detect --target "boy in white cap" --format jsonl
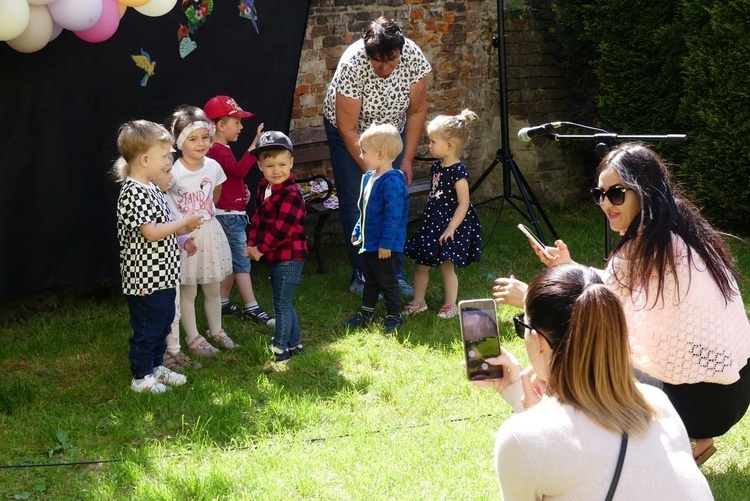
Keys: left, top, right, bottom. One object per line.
{"left": 204, "top": 95, "right": 275, "bottom": 327}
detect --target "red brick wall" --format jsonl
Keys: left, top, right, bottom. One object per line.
{"left": 291, "top": 0, "right": 584, "bottom": 205}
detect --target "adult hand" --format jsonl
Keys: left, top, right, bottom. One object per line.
{"left": 520, "top": 366, "right": 546, "bottom": 409}
{"left": 532, "top": 239, "right": 573, "bottom": 267}
{"left": 399, "top": 157, "right": 414, "bottom": 186}
{"left": 471, "top": 348, "right": 523, "bottom": 394}
{"left": 493, "top": 277, "right": 527, "bottom": 308}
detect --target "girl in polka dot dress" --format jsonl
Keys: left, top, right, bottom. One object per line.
{"left": 404, "top": 109, "right": 482, "bottom": 319}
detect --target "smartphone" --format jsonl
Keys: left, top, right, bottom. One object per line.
{"left": 458, "top": 299, "right": 503, "bottom": 381}
{"left": 518, "top": 223, "right": 554, "bottom": 259}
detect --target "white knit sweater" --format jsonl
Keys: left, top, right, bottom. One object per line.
{"left": 603, "top": 234, "right": 750, "bottom": 385}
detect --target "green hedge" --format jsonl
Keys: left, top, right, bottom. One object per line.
{"left": 554, "top": 0, "right": 750, "bottom": 230}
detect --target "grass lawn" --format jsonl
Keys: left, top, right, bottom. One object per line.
{"left": 1, "top": 202, "right": 749, "bottom": 500}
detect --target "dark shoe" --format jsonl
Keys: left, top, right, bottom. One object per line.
{"left": 244, "top": 306, "right": 275, "bottom": 326}
{"left": 397, "top": 278, "right": 414, "bottom": 298}
{"left": 269, "top": 344, "right": 291, "bottom": 364}
{"left": 348, "top": 269, "right": 365, "bottom": 295}
{"left": 345, "top": 312, "right": 372, "bottom": 329}
{"left": 288, "top": 344, "right": 305, "bottom": 357}
{"left": 383, "top": 315, "right": 403, "bottom": 333}
{"left": 221, "top": 302, "right": 241, "bottom": 316}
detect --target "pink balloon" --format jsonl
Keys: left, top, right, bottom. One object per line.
{"left": 74, "top": 0, "right": 119, "bottom": 43}
{"left": 47, "top": 0, "right": 102, "bottom": 31}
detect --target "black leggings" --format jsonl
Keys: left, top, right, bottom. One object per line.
{"left": 636, "top": 358, "right": 750, "bottom": 438}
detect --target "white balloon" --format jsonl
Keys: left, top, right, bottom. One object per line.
{"left": 47, "top": 0, "right": 103, "bottom": 31}
{"left": 28, "top": 0, "right": 55, "bottom": 5}
{"left": 6, "top": 4, "right": 53, "bottom": 53}
{"left": 0, "top": 0, "right": 30, "bottom": 41}
{"left": 134, "top": 0, "right": 176, "bottom": 17}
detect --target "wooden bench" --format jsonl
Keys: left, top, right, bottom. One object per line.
{"left": 291, "top": 128, "right": 433, "bottom": 273}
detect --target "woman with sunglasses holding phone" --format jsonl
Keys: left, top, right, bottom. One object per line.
{"left": 478, "top": 264, "right": 712, "bottom": 500}
{"left": 493, "top": 143, "right": 750, "bottom": 465}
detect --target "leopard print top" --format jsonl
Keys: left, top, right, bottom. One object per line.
{"left": 323, "top": 38, "right": 432, "bottom": 133}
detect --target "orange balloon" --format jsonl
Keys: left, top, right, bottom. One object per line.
{"left": 119, "top": 3, "right": 127, "bottom": 18}
{"left": 117, "top": 0, "right": 149, "bottom": 7}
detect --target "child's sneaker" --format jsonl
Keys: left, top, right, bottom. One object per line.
{"left": 153, "top": 365, "right": 187, "bottom": 386}
{"left": 208, "top": 329, "right": 239, "bottom": 350}
{"left": 402, "top": 300, "right": 428, "bottom": 316}
{"left": 243, "top": 306, "right": 275, "bottom": 326}
{"left": 269, "top": 344, "right": 291, "bottom": 364}
{"left": 437, "top": 303, "right": 458, "bottom": 319}
{"left": 345, "top": 312, "right": 372, "bottom": 329}
{"left": 288, "top": 344, "right": 305, "bottom": 357}
{"left": 131, "top": 374, "right": 170, "bottom": 394}
{"left": 383, "top": 315, "right": 404, "bottom": 333}
{"left": 188, "top": 334, "right": 220, "bottom": 359}
{"left": 163, "top": 351, "right": 202, "bottom": 370}
{"left": 397, "top": 278, "right": 414, "bottom": 298}
{"left": 221, "top": 302, "right": 241, "bottom": 316}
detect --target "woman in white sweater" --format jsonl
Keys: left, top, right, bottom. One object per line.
{"left": 493, "top": 143, "right": 750, "bottom": 465}
{"left": 481, "top": 264, "right": 712, "bottom": 500}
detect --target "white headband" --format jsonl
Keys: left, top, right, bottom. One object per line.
{"left": 175, "top": 121, "right": 213, "bottom": 150}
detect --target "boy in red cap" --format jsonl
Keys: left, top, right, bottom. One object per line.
{"left": 204, "top": 95, "right": 274, "bottom": 326}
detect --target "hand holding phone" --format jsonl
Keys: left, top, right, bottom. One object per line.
{"left": 459, "top": 299, "right": 504, "bottom": 381}
{"left": 517, "top": 224, "right": 554, "bottom": 260}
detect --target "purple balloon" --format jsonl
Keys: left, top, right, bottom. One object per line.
{"left": 47, "top": 0, "right": 103, "bottom": 32}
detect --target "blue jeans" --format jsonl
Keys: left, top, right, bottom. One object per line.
{"left": 126, "top": 287, "right": 176, "bottom": 379}
{"left": 324, "top": 118, "right": 406, "bottom": 281}
{"left": 216, "top": 214, "right": 251, "bottom": 273}
{"left": 269, "top": 260, "right": 304, "bottom": 349}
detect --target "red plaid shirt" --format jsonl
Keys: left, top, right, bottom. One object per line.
{"left": 248, "top": 175, "right": 308, "bottom": 263}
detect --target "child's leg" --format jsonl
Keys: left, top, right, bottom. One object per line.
{"left": 180, "top": 283, "right": 200, "bottom": 344}
{"left": 412, "top": 264, "right": 430, "bottom": 304}
{"left": 218, "top": 214, "right": 256, "bottom": 306}
{"left": 220, "top": 273, "right": 237, "bottom": 303}
{"left": 360, "top": 252, "right": 380, "bottom": 317}
{"left": 269, "top": 261, "right": 303, "bottom": 349}
{"left": 439, "top": 260, "right": 458, "bottom": 306}
{"left": 202, "top": 281, "right": 223, "bottom": 335}
{"left": 166, "top": 286, "right": 181, "bottom": 355}
{"left": 366, "top": 252, "right": 401, "bottom": 318}
{"left": 126, "top": 288, "right": 175, "bottom": 379}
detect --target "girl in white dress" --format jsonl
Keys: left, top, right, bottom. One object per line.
{"left": 166, "top": 105, "right": 237, "bottom": 357}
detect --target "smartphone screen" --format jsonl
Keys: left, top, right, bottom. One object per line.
{"left": 517, "top": 223, "right": 553, "bottom": 259}
{"left": 458, "top": 299, "right": 503, "bottom": 381}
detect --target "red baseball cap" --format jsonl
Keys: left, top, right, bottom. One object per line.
{"left": 203, "top": 95, "right": 255, "bottom": 120}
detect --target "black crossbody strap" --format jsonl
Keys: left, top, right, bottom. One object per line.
{"left": 604, "top": 433, "right": 628, "bottom": 501}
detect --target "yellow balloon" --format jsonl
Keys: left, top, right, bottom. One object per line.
{"left": 117, "top": 0, "right": 149, "bottom": 6}
{"left": 0, "top": 0, "right": 30, "bottom": 41}
{"left": 119, "top": 3, "right": 127, "bottom": 18}
{"left": 6, "top": 4, "right": 52, "bottom": 53}
{"left": 134, "top": 0, "right": 177, "bottom": 17}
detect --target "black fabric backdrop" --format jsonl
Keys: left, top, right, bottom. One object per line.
{"left": 0, "top": 2, "right": 309, "bottom": 299}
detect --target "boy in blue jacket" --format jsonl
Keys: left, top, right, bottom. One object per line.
{"left": 345, "top": 124, "right": 409, "bottom": 332}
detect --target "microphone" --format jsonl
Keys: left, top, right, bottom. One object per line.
{"left": 517, "top": 122, "right": 564, "bottom": 141}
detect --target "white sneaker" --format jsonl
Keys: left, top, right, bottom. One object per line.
{"left": 131, "top": 374, "right": 170, "bottom": 394}
{"left": 153, "top": 365, "right": 187, "bottom": 386}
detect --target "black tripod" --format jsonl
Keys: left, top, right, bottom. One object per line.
{"left": 471, "top": 0, "right": 558, "bottom": 244}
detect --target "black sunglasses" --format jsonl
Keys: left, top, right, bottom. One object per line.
{"left": 590, "top": 186, "right": 631, "bottom": 206}
{"left": 513, "top": 313, "right": 556, "bottom": 350}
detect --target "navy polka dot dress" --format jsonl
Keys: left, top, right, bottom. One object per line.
{"left": 405, "top": 161, "right": 482, "bottom": 267}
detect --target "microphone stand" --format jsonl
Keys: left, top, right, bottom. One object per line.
{"left": 549, "top": 131, "right": 687, "bottom": 258}
{"left": 471, "top": 0, "right": 558, "bottom": 245}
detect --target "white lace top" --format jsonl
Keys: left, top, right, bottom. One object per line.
{"left": 603, "top": 234, "right": 750, "bottom": 385}
{"left": 323, "top": 38, "right": 431, "bottom": 133}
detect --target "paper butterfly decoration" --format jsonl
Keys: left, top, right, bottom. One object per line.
{"left": 239, "top": 0, "right": 259, "bottom": 34}
{"left": 131, "top": 49, "right": 156, "bottom": 87}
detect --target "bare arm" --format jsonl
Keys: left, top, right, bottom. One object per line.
{"left": 439, "top": 178, "right": 470, "bottom": 244}
{"left": 140, "top": 209, "right": 203, "bottom": 242}
{"left": 400, "top": 75, "right": 429, "bottom": 187}
{"left": 335, "top": 92, "right": 367, "bottom": 173}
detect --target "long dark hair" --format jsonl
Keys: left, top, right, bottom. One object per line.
{"left": 598, "top": 143, "right": 738, "bottom": 305}
{"left": 525, "top": 264, "right": 654, "bottom": 435}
